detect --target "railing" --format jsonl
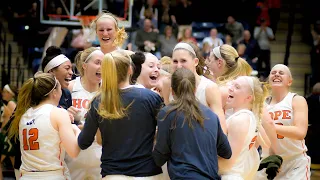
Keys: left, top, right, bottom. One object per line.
{"left": 0, "top": 21, "right": 28, "bottom": 89}
{"left": 283, "top": 1, "right": 296, "bottom": 66}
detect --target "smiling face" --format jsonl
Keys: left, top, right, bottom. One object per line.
{"left": 96, "top": 17, "right": 117, "bottom": 48}
{"left": 138, "top": 53, "right": 160, "bottom": 89}
{"left": 83, "top": 53, "right": 103, "bottom": 83}
{"left": 226, "top": 76, "right": 253, "bottom": 110}
{"left": 172, "top": 49, "right": 198, "bottom": 74}
{"left": 269, "top": 64, "right": 292, "bottom": 89}
{"left": 51, "top": 61, "right": 73, "bottom": 89}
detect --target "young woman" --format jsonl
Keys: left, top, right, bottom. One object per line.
{"left": 41, "top": 46, "right": 74, "bottom": 110}
{"left": 135, "top": 52, "right": 161, "bottom": 89}
{"left": 1, "top": 84, "right": 17, "bottom": 129}
{"left": 90, "top": 12, "right": 128, "bottom": 54}
{"left": 206, "top": 45, "right": 277, "bottom": 151}
{"left": 218, "top": 76, "right": 270, "bottom": 180}
{"left": 257, "top": 64, "right": 310, "bottom": 179}
{"left": 8, "top": 73, "right": 80, "bottom": 179}
{"left": 162, "top": 42, "right": 227, "bottom": 133}
{"left": 77, "top": 50, "right": 163, "bottom": 179}
{"left": 153, "top": 68, "right": 231, "bottom": 179}
{"left": 66, "top": 47, "right": 104, "bottom": 180}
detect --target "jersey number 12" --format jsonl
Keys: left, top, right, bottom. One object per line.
{"left": 23, "top": 128, "right": 40, "bottom": 150}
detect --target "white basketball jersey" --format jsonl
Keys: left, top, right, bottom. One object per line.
{"left": 169, "top": 76, "right": 213, "bottom": 106}
{"left": 266, "top": 92, "right": 308, "bottom": 160}
{"left": 71, "top": 77, "right": 97, "bottom": 124}
{"left": 19, "top": 104, "right": 67, "bottom": 176}
{"left": 221, "top": 109, "right": 260, "bottom": 180}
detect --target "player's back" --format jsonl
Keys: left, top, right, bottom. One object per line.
{"left": 19, "top": 104, "right": 66, "bottom": 175}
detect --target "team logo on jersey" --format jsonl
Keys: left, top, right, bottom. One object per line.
{"left": 26, "top": 119, "right": 35, "bottom": 126}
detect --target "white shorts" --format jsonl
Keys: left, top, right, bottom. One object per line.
{"left": 66, "top": 141, "right": 102, "bottom": 180}
{"left": 255, "top": 154, "right": 311, "bottom": 180}
{"left": 102, "top": 174, "right": 163, "bottom": 180}
{"left": 20, "top": 170, "right": 70, "bottom": 180}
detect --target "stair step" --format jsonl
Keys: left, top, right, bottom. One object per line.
{"left": 290, "top": 43, "right": 311, "bottom": 53}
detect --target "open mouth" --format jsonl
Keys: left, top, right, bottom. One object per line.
{"left": 228, "top": 95, "right": 234, "bottom": 99}
{"left": 65, "top": 78, "right": 72, "bottom": 82}
{"left": 102, "top": 37, "right": 111, "bottom": 41}
{"left": 96, "top": 72, "right": 101, "bottom": 78}
{"left": 272, "top": 79, "right": 281, "bottom": 83}
{"left": 149, "top": 75, "right": 158, "bottom": 81}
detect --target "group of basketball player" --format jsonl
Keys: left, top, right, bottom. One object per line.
{"left": 5, "top": 12, "right": 310, "bottom": 180}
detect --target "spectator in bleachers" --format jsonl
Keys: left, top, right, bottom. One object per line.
{"left": 256, "top": 0, "right": 270, "bottom": 27}
{"left": 158, "top": 0, "right": 177, "bottom": 35}
{"left": 202, "top": 28, "right": 224, "bottom": 49}
{"left": 178, "top": 27, "right": 197, "bottom": 45}
{"left": 140, "top": 0, "right": 158, "bottom": 22}
{"left": 225, "top": 15, "right": 244, "bottom": 44}
{"left": 171, "top": 0, "right": 193, "bottom": 39}
{"left": 0, "top": 84, "right": 17, "bottom": 130}
{"left": 224, "top": 34, "right": 237, "bottom": 48}
{"left": 254, "top": 18, "right": 274, "bottom": 77}
{"left": 158, "top": 25, "right": 178, "bottom": 57}
{"left": 135, "top": 18, "right": 159, "bottom": 53}
{"left": 201, "top": 42, "right": 211, "bottom": 60}
{"left": 237, "top": 43, "right": 257, "bottom": 70}
{"left": 138, "top": 8, "right": 158, "bottom": 29}
{"left": 239, "top": 30, "right": 260, "bottom": 68}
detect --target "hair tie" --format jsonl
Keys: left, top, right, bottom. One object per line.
{"left": 235, "top": 56, "right": 240, "bottom": 61}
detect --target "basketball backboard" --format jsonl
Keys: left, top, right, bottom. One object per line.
{"left": 40, "top": 0, "right": 133, "bottom": 28}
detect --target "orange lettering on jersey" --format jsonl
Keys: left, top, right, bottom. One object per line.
{"left": 269, "top": 110, "right": 292, "bottom": 121}
{"left": 274, "top": 111, "right": 282, "bottom": 120}
{"left": 73, "top": 99, "right": 82, "bottom": 109}
{"left": 249, "top": 136, "right": 258, "bottom": 150}
{"left": 82, "top": 99, "right": 89, "bottom": 109}
{"left": 282, "top": 110, "right": 291, "bottom": 119}
{"left": 275, "top": 123, "right": 284, "bottom": 139}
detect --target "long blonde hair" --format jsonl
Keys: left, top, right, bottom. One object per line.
{"left": 250, "top": 76, "right": 269, "bottom": 124}
{"left": 8, "top": 73, "right": 57, "bottom": 140}
{"left": 98, "top": 50, "right": 132, "bottom": 119}
{"left": 90, "top": 12, "right": 128, "bottom": 47}
{"left": 215, "top": 44, "right": 252, "bottom": 85}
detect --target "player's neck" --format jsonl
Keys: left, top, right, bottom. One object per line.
{"left": 100, "top": 45, "right": 117, "bottom": 54}
{"left": 272, "top": 89, "right": 289, "bottom": 103}
{"left": 81, "top": 76, "right": 99, "bottom": 93}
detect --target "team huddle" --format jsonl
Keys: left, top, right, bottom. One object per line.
{"left": 5, "top": 12, "right": 309, "bottom": 180}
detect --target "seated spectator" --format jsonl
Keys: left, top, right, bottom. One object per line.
{"left": 224, "top": 34, "right": 237, "bottom": 48}
{"left": 178, "top": 27, "right": 197, "bottom": 45}
{"left": 201, "top": 42, "right": 211, "bottom": 59}
{"left": 202, "top": 28, "right": 224, "bottom": 48}
{"left": 135, "top": 19, "right": 159, "bottom": 53}
{"left": 158, "top": 26, "right": 178, "bottom": 57}
{"left": 239, "top": 30, "right": 260, "bottom": 66}
{"left": 237, "top": 43, "right": 257, "bottom": 70}
{"left": 225, "top": 15, "right": 244, "bottom": 43}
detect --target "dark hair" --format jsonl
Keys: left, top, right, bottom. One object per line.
{"left": 161, "top": 68, "right": 205, "bottom": 129}
{"left": 41, "top": 46, "right": 62, "bottom": 72}
{"left": 130, "top": 51, "right": 145, "bottom": 84}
